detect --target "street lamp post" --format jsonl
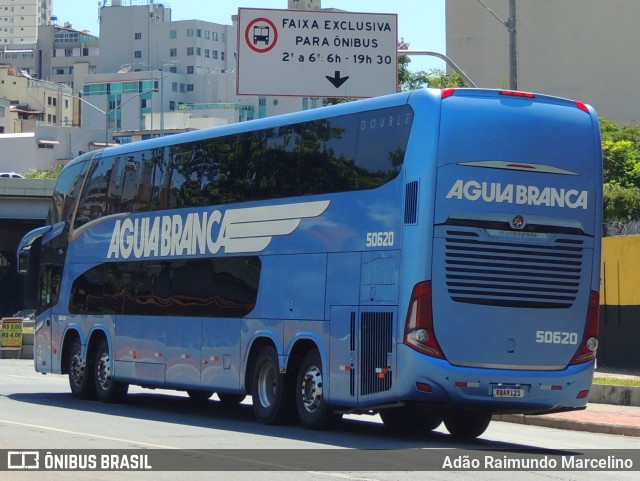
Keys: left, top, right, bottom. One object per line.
{"left": 63, "top": 89, "right": 156, "bottom": 146}
{"left": 475, "top": 0, "right": 518, "bottom": 90}
{"left": 397, "top": 50, "right": 477, "bottom": 87}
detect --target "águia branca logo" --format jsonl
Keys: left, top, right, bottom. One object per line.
{"left": 106, "top": 200, "right": 330, "bottom": 260}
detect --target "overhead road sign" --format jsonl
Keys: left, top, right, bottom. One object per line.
{"left": 237, "top": 8, "right": 398, "bottom": 98}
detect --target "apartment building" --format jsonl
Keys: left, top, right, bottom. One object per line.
{"left": 0, "top": 0, "right": 51, "bottom": 45}
{"left": 79, "top": 0, "right": 309, "bottom": 140}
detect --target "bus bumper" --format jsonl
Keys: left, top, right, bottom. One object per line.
{"left": 393, "top": 345, "right": 595, "bottom": 414}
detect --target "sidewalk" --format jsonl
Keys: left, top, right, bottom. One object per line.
{"left": 495, "top": 402, "right": 640, "bottom": 437}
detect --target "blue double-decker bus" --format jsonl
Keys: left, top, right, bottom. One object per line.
{"left": 18, "top": 88, "right": 602, "bottom": 438}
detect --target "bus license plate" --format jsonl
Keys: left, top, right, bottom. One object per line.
{"left": 492, "top": 387, "right": 525, "bottom": 398}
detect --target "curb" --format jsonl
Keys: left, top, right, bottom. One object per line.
{"left": 590, "top": 384, "right": 640, "bottom": 406}
{"left": 494, "top": 413, "right": 640, "bottom": 437}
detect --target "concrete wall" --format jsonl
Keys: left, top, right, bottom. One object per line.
{"left": 446, "top": 0, "right": 640, "bottom": 123}
{"left": 599, "top": 236, "right": 640, "bottom": 371}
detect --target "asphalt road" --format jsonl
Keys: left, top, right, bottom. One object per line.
{"left": 1, "top": 359, "right": 639, "bottom": 481}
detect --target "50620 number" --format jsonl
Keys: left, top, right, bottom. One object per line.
{"left": 366, "top": 231, "right": 395, "bottom": 248}
{"left": 535, "top": 330, "right": 579, "bottom": 345}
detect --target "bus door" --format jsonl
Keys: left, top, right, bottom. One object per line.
{"left": 17, "top": 223, "right": 67, "bottom": 373}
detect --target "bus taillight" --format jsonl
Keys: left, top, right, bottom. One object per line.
{"left": 404, "top": 281, "right": 445, "bottom": 359}
{"left": 441, "top": 88, "right": 455, "bottom": 99}
{"left": 569, "top": 290, "right": 600, "bottom": 365}
{"left": 500, "top": 90, "right": 536, "bottom": 98}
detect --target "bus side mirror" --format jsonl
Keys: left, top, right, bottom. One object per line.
{"left": 18, "top": 249, "right": 30, "bottom": 275}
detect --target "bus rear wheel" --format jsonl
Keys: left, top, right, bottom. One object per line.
{"left": 217, "top": 393, "right": 246, "bottom": 404}
{"left": 380, "top": 407, "right": 442, "bottom": 434}
{"left": 251, "top": 346, "right": 292, "bottom": 424}
{"left": 443, "top": 413, "right": 492, "bottom": 439}
{"left": 94, "top": 339, "right": 128, "bottom": 403}
{"left": 68, "top": 338, "right": 96, "bottom": 400}
{"left": 295, "top": 349, "right": 339, "bottom": 430}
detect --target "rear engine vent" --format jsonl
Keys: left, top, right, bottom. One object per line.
{"left": 445, "top": 230, "right": 584, "bottom": 308}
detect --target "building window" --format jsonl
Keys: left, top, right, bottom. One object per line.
{"left": 196, "top": 29, "right": 201, "bottom": 37}
{"left": 134, "top": 32, "right": 142, "bottom": 40}
{"left": 212, "top": 31, "right": 218, "bottom": 41}
{"left": 187, "top": 84, "right": 194, "bottom": 91}
{"left": 169, "top": 29, "right": 177, "bottom": 39}
{"left": 169, "top": 101, "right": 176, "bottom": 111}
{"left": 134, "top": 51, "right": 142, "bottom": 59}
{"left": 169, "top": 48, "right": 177, "bottom": 57}
{"left": 186, "top": 28, "right": 194, "bottom": 37}
{"left": 187, "top": 66, "right": 194, "bottom": 74}
{"left": 82, "top": 47, "right": 89, "bottom": 56}
{"left": 187, "top": 47, "right": 194, "bottom": 56}
{"left": 196, "top": 47, "right": 201, "bottom": 56}
{"left": 204, "top": 49, "right": 210, "bottom": 58}
{"left": 221, "top": 52, "right": 225, "bottom": 61}
{"left": 212, "top": 50, "right": 218, "bottom": 60}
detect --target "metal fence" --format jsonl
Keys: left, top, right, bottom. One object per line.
{"left": 604, "top": 221, "right": 640, "bottom": 237}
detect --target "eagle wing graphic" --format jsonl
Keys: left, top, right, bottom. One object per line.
{"left": 220, "top": 200, "right": 330, "bottom": 253}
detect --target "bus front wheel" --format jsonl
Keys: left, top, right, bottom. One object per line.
{"left": 68, "top": 338, "right": 96, "bottom": 400}
{"left": 94, "top": 339, "right": 128, "bottom": 403}
{"left": 443, "top": 413, "right": 492, "bottom": 439}
{"left": 251, "top": 346, "right": 292, "bottom": 424}
{"left": 295, "top": 349, "right": 339, "bottom": 429}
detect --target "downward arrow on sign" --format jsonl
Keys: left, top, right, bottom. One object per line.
{"left": 325, "top": 71, "right": 350, "bottom": 88}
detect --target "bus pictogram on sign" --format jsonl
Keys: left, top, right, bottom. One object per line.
{"left": 245, "top": 18, "right": 278, "bottom": 53}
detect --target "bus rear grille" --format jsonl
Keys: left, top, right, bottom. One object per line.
{"left": 360, "top": 311, "right": 393, "bottom": 396}
{"left": 444, "top": 230, "right": 584, "bottom": 308}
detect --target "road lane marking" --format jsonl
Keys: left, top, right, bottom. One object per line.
{"left": 0, "top": 419, "right": 174, "bottom": 449}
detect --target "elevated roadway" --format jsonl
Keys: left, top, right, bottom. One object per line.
{"left": 0, "top": 178, "right": 54, "bottom": 316}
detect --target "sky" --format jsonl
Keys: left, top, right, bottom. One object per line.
{"left": 50, "top": 0, "right": 447, "bottom": 71}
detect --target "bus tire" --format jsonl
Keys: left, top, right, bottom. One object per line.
{"left": 217, "top": 393, "right": 246, "bottom": 404}
{"left": 68, "top": 338, "right": 96, "bottom": 400}
{"left": 295, "top": 349, "right": 338, "bottom": 430}
{"left": 443, "top": 413, "right": 492, "bottom": 439}
{"left": 251, "top": 345, "right": 292, "bottom": 424}
{"left": 94, "top": 339, "right": 128, "bottom": 403}
{"left": 380, "top": 407, "right": 442, "bottom": 434}
{"left": 187, "top": 390, "right": 213, "bottom": 402}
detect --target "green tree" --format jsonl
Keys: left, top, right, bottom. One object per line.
{"left": 600, "top": 118, "right": 640, "bottom": 222}
{"left": 397, "top": 53, "right": 465, "bottom": 91}
{"left": 23, "top": 164, "right": 63, "bottom": 179}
